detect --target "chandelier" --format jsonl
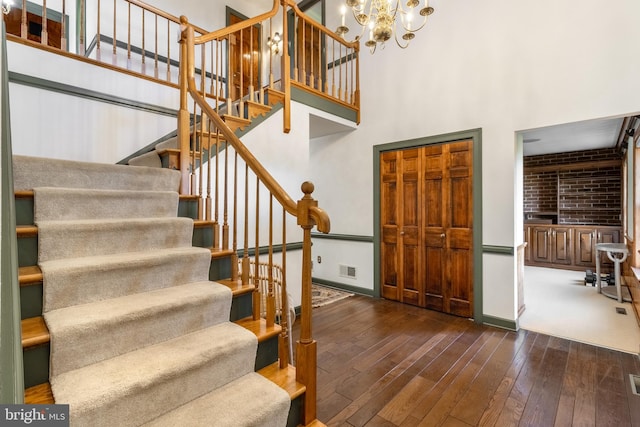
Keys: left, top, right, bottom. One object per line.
{"left": 336, "top": 0, "right": 434, "bottom": 53}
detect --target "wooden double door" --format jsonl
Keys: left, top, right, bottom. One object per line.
{"left": 380, "top": 140, "right": 474, "bottom": 317}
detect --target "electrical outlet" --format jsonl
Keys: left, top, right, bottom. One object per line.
{"left": 317, "top": 256, "right": 322, "bottom": 263}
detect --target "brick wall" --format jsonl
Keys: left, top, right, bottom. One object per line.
{"left": 524, "top": 149, "right": 622, "bottom": 226}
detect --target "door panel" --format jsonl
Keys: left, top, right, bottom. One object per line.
{"left": 380, "top": 152, "right": 399, "bottom": 300}
{"left": 379, "top": 140, "right": 473, "bottom": 317}
{"left": 229, "top": 13, "right": 261, "bottom": 101}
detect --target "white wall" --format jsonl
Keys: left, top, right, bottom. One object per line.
{"left": 309, "top": 0, "right": 640, "bottom": 322}
{"left": 8, "top": 0, "right": 640, "bottom": 323}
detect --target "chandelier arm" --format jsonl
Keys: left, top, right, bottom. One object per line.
{"left": 398, "top": 14, "right": 429, "bottom": 33}
{"left": 394, "top": 29, "right": 410, "bottom": 49}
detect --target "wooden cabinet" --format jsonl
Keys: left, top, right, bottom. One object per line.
{"left": 574, "top": 226, "right": 621, "bottom": 269}
{"left": 524, "top": 225, "right": 621, "bottom": 271}
{"left": 529, "top": 226, "right": 572, "bottom": 266}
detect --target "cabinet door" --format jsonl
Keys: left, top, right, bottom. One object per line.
{"left": 551, "top": 227, "right": 572, "bottom": 265}
{"left": 531, "top": 227, "right": 551, "bottom": 263}
{"left": 574, "top": 227, "right": 595, "bottom": 267}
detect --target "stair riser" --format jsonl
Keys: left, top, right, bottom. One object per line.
{"left": 255, "top": 335, "right": 279, "bottom": 371}
{"left": 33, "top": 188, "right": 179, "bottom": 222}
{"left": 23, "top": 344, "right": 49, "bottom": 389}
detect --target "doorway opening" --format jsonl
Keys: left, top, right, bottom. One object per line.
{"left": 517, "top": 115, "right": 640, "bottom": 353}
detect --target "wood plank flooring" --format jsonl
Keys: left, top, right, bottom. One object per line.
{"left": 292, "top": 295, "right": 640, "bottom": 427}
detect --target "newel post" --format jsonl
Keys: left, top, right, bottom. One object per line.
{"left": 177, "top": 16, "right": 191, "bottom": 195}
{"left": 296, "top": 181, "right": 317, "bottom": 424}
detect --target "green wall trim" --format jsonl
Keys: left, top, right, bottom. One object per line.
{"left": 482, "top": 315, "right": 518, "bottom": 332}
{"left": 1, "top": 22, "right": 25, "bottom": 403}
{"left": 311, "top": 277, "right": 376, "bottom": 297}
{"left": 237, "top": 242, "right": 303, "bottom": 257}
{"left": 8, "top": 72, "right": 178, "bottom": 117}
{"left": 311, "top": 232, "right": 373, "bottom": 243}
{"left": 483, "top": 245, "right": 515, "bottom": 255}
{"left": 291, "top": 86, "right": 357, "bottom": 123}
{"left": 372, "top": 128, "right": 484, "bottom": 324}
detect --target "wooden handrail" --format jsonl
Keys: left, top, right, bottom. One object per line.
{"left": 285, "top": 0, "right": 359, "bottom": 49}
{"left": 182, "top": 22, "right": 330, "bottom": 229}
{"left": 193, "top": 0, "right": 280, "bottom": 45}
{"left": 124, "top": 0, "right": 208, "bottom": 35}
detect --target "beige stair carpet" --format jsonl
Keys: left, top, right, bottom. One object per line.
{"left": 14, "top": 155, "right": 290, "bottom": 426}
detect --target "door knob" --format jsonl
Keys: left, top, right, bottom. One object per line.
{"left": 440, "top": 233, "right": 445, "bottom": 238}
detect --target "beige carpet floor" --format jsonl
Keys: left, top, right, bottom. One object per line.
{"left": 519, "top": 266, "right": 640, "bottom": 354}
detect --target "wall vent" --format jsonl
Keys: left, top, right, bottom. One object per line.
{"left": 339, "top": 264, "right": 357, "bottom": 279}
{"left": 631, "top": 374, "right": 640, "bottom": 396}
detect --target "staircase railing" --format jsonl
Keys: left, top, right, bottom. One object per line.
{"left": 4, "top": 0, "right": 210, "bottom": 91}
{"left": 180, "top": 6, "right": 332, "bottom": 421}
{"left": 0, "top": 21, "right": 24, "bottom": 404}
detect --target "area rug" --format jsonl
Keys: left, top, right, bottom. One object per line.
{"left": 312, "top": 284, "right": 354, "bottom": 308}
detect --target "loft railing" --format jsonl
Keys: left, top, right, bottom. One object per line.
{"left": 180, "top": 2, "right": 334, "bottom": 419}
{"left": 4, "top": 0, "right": 210, "bottom": 91}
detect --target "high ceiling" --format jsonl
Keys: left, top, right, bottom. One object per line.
{"left": 520, "top": 117, "right": 624, "bottom": 157}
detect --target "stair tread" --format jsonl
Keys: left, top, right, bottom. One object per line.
{"left": 218, "top": 278, "right": 254, "bottom": 296}
{"left": 258, "top": 362, "right": 305, "bottom": 400}
{"left": 19, "top": 265, "right": 42, "bottom": 285}
{"left": 235, "top": 317, "right": 281, "bottom": 342}
{"left": 142, "top": 372, "right": 290, "bottom": 427}
{"left": 16, "top": 225, "right": 38, "bottom": 237}
{"left": 25, "top": 383, "right": 54, "bottom": 404}
{"left": 21, "top": 316, "right": 49, "bottom": 349}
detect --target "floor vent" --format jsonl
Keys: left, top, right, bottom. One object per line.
{"left": 616, "top": 307, "right": 627, "bottom": 315}
{"left": 631, "top": 375, "right": 640, "bottom": 396}
{"left": 339, "top": 264, "right": 357, "bottom": 279}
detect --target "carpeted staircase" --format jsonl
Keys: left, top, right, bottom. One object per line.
{"left": 14, "top": 155, "right": 291, "bottom": 426}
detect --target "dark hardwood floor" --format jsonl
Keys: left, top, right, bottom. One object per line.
{"left": 292, "top": 295, "right": 640, "bottom": 427}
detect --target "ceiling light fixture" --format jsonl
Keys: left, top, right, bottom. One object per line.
{"left": 336, "top": 0, "right": 435, "bottom": 53}
{"left": 2, "top": 0, "right": 12, "bottom": 15}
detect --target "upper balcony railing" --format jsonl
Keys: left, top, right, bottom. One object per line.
{"left": 3, "top": 0, "right": 360, "bottom": 123}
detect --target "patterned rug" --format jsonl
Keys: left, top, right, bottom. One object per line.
{"left": 312, "top": 284, "right": 354, "bottom": 308}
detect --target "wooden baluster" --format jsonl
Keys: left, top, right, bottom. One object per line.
{"left": 279, "top": 207, "right": 290, "bottom": 367}
{"left": 141, "top": 9, "right": 146, "bottom": 74}
{"left": 331, "top": 39, "right": 336, "bottom": 98}
{"left": 212, "top": 129, "right": 220, "bottom": 248}
{"left": 253, "top": 176, "right": 260, "bottom": 320}
{"left": 61, "top": 0, "right": 67, "bottom": 51}
{"left": 166, "top": 20, "right": 171, "bottom": 82}
{"left": 198, "top": 112, "right": 204, "bottom": 219}
{"left": 309, "top": 26, "right": 314, "bottom": 89}
{"left": 209, "top": 42, "right": 214, "bottom": 96}
{"left": 239, "top": 28, "right": 244, "bottom": 118}
{"left": 21, "top": 0, "right": 27, "bottom": 39}
{"left": 268, "top": 17, "right": 274, "bottom": 90}
{"left": 205, "top": 118, "right": 212, "bottom": 222}
{"left": 79, "top": 0, "right": 85, "bottom": 55}
{"left": 126, "top": 2, "right": 131, "bottom": 69}
{"left": 249, "top": 25, "right": 254, "bottom": 102}
{"left": 231, "top": 151, "right": 239, "bottom": 282}
{"left": 297, "top": 182, "right": 318, "bottom": 424}
{"left": 282, "top": 3, "right": 291, "bottom": 133}
{"left": 41, "top": 0, "right": 48, "bottom": 46}
{"left": 226, "top": 35, "right": 233, "bottom": 117}
{"left": 177, "top": 18, "right": 190, "bottom": 194}
{"left": 300, "top": 17, "right": 305, "bottom": 83}
{"left": 319, "top": 30, "right": 324, "bottom": 93}
{"left": 242, "top": 164, "right": 250, "bottom": 287}
{"left": 355, "top": 44, "right": 360, "bottom": 122}
{"left": 266, "top": 194, "right": 275, "bottom": 328}
{"left": 153, "top": 15, "right": 159, "bottom": 78}
{"left": 190, "top": 100, "right": 198, "bottom": 199}
{"left": 112, "top": 0, "right": 116, "bottom": 65}
{"left": 222, "top": 139, "right": 229, "bottom": 249}
{"left": 96, "top": 0, "right": 101, "bottom": 61}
